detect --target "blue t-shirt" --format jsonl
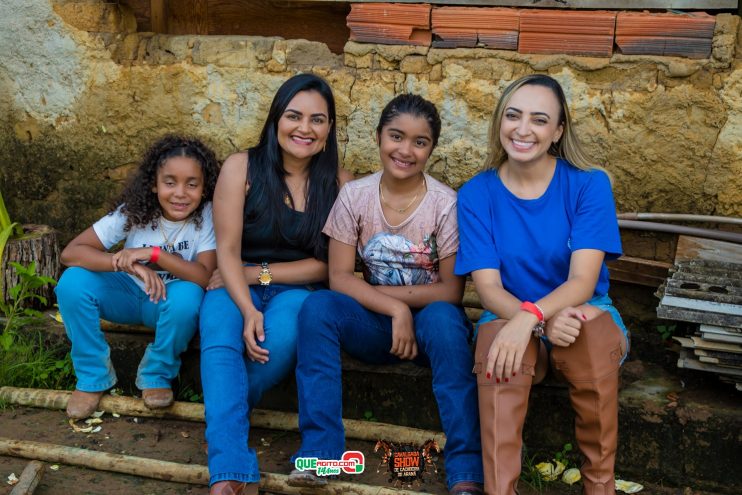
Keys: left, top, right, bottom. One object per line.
{"left": 454, "top": 159, "right": 621, "bottom": 303}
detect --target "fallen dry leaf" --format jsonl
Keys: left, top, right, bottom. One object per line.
{"left": 7, "top": 473, "right": 19, "bottom": 485}
{"left": 562, "top": 468, "right": 581, "bottom": 485}
{"left": 69, "top": 419, "right": 94, "bottom": 433}
{"left": 616, "top": 479, "right": 644, "bottom": 493}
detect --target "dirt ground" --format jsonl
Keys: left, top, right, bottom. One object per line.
{"left": 0, "top": 406, "right": 722, "bottom": 495}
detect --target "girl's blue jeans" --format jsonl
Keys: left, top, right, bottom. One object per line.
{"left": 55, "top": 267, "right": 203, "bottom": 391}
{"left": 200, "top": 283, "right": 318, "bottom": 486}
{"left": 292, "top": 290, "right": 484, "bottom": 490}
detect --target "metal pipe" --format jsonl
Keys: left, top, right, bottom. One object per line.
{"left": 618, "top": 212, "right": 742, "bottom": 226}
{"left": 618, "top": 220, "right": 742, "bottom": 244}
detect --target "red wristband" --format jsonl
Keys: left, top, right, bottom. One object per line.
{"left": 150, "top": 246, "right": 161, "bottom": 264}
{"left": 520, "top": 301, "right": 544, "bottom": 322}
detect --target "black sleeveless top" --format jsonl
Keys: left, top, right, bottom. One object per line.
{"left": 240, "top": 184, "right": 314, "bottom": 264}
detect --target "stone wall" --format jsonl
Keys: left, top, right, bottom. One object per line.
{"left": 1, "top": 0, "right": 741, "bottom": 242}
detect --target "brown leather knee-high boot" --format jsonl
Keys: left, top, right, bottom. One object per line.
{"left": 550, "top": 312, "right": 626, "bottom": 495}
{"left": 474, "top": 320, "right": 539, "bottom": 495}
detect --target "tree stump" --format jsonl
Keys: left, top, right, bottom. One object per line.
{"left": 1, "top": 224, "right": 60, "bottom": 308}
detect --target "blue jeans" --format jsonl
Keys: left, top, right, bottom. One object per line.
{"left": 200, "top": 283, "right": 319, "bottom": 486}
{"left": 55, "top": 267, "right": 203, "bottom": 391}
{"left": 292, "top": 290, "right": 484, "bottom": 490}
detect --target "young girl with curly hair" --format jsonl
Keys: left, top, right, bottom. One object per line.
{"left": 56, "top": 135, "right": 219, "bottom": 419}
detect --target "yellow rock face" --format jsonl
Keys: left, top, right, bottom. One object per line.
{"left": 1, "top": 1, "right": 741, "bottom": 242}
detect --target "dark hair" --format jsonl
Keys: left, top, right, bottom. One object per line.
{"left": 376, "top": 94, "right": 442, "bottom": 149}
{"left": 111, "top": 135, "right": 219, "bottom": 231}
{"left": 247, "top": 73, "right": 339, "bottom": 261}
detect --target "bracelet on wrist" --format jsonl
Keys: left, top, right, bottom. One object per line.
{"left": 520, "top": 301, "right": 545, "bottom": 338}
{"left": 150, "top": 246, "right": 161, "bottom": 263}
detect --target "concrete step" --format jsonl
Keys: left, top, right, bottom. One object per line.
{"left": 29, "top": 320, "right": 742, "bottom": 494}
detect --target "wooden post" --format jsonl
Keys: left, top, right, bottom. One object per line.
{"left": 0, "top": 438, "right": 209, "bottom": 485}
{"left": 0, "top": 438, "right": 431, "bottom": 494}
{"left": 0, "top": 387, "right": 447, "bottom": 448}
{"left": 151, "top": 0, "right": 168, "bottom": 33}
{"left": 1, "top": 225, "right": 59, "bottom": 308}
{"left": 9, "top": 461, "right": 44, "bottom": 495}
{"left": 168, "top": 0, "right": 208, "bottom": 35}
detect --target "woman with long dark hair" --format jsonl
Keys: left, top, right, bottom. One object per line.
{"left": 200, "top": 73, "right": 352, "bottom": 495}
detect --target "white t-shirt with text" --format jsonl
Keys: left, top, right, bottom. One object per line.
{"left": 93, "top": 203, "right": 216, "bottom": 292}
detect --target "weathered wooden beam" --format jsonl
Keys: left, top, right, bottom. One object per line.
{"left": 0, "top": 438, "right": 209, "bottom": 485}
{"left": 690, "top": 335, "right": 742, "bottom": 353}
{"left": 169, "top": 0, "right": 208, "bottom": 35}
{"left": 678, "top": 350, "right": 742, "bottom": 377}
{"left": 9, "top": 461, "right": 45, "bottom": 495}
{"left": 607, "top": 255, "right": 672, "bottom": 288}
{"left": 294, "top": 0, "right": 737, "bottom": 9}
{"left": 0, "top": 387, "right": 447, "bottom": 448}
{"left": 151, "top": 0, "right": 168, "bottom": 33}
{"left": 0, "top": 438, "right": 431, "bottom": 495}
{"left": 660, "top": 295, "right": 742, "bottom": 316}
{"left": 657, "top": 304, "right": 742, "bottom": 327}
{"left": 675, "top": 235, "right": 742, "bottom": 265}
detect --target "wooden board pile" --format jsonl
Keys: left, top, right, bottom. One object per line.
{"left": 657, "top": 236, "right": 742, "bottom": 391}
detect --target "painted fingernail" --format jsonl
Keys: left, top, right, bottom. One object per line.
{"left": 496, "top": 378, "right": 501, "bottom": 383}
{"left": 486, "top": 372, "right": 491, "bottom": 379}
{"left": 582, "top": 314, "right": 587, "bottom": 320}
{"left": 512, "top": 372, "right": 516, "bottom": 376}
{"left": 505, "top": 378, "right": 509, "bottom": 383}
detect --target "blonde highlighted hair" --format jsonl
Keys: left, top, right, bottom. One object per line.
{"left": 484, "top": 74, "right": 607, "bottom": 178}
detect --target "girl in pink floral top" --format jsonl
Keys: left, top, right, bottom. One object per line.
{"left": 289, "top": 94, "right": 484, "bottom": 495}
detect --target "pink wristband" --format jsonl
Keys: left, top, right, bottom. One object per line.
{"left": 150, "top": 246, "right": 161, "bottom": 264}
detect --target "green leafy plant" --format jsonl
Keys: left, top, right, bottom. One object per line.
{"left": 0, "top": 190, "right": 24, "bottom": 268}
{"left": 520, "top": 447, "right": 547, "bottom": 491}
{"left": 176, "top": 383, "right": 203, "bottom": 403}
{"left": 0, "top": 262, "right": 72, "bottom": 390}
{"left": 520, "top": 443, "right": 577, "bottom": 491}
{"left": 0, "top": 261, "right": 57, "bottom": 351}
{"left": 0, "top": 330, "right": 75, "bottom": 391}
{"left": 554, "top": 442, "right": 573, "bottom": 467}
{"left": 656, "top": 324, "right": 677, "bottom": 341}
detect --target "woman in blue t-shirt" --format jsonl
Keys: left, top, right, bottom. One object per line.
{"left": 455, "top": 74, "right": 628, "bottom": 495}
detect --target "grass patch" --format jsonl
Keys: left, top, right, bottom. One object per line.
{"left": 0, "top": 327, "right": 75, "bottom": 391}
